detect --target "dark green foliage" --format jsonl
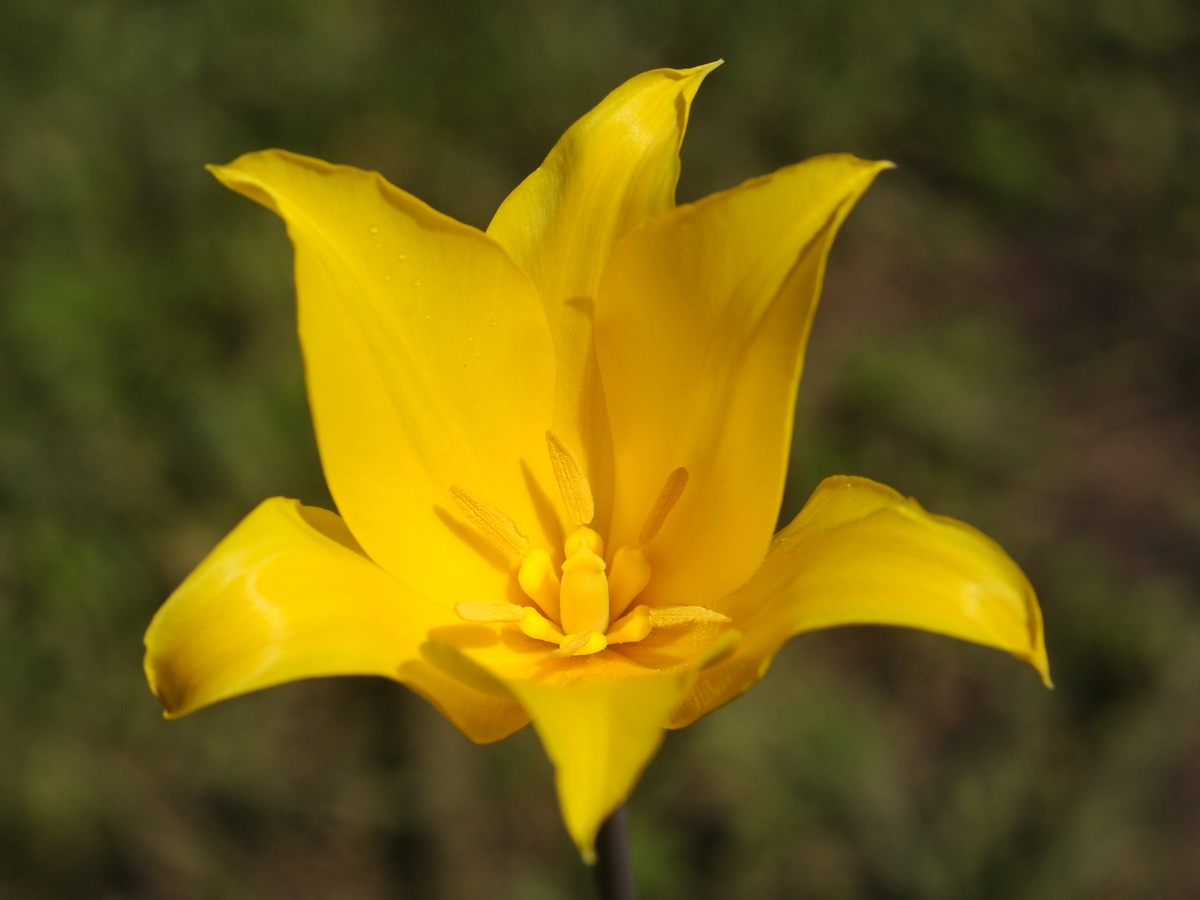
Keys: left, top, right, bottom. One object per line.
{"left": 1, "top": 1, "right": 1198, "bottom": 896}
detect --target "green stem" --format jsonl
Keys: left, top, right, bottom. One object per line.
{"left": 592, "top": 804, "right": 637, "bottom": 900}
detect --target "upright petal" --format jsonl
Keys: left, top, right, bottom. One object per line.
{"left": 670, "top": 476, "right": 1050, "bottom": 729}
{"left": 596, "top": 155, "right": 890, "bottom": 609}
{"left": 210, "top": 152, "right": 558, "bottom": 609}
{"left": 487, "top": 64, "right": 720, "bottom": 533}
{"left": 424, "top": 629, "right": 725, "bottom": 857}
{"left": 144, "top": 497, "right": 529, "bottom": 743}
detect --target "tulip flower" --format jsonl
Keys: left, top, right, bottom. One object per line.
{"left": 144, "top": 62, "right": 1049, "bottom": 860}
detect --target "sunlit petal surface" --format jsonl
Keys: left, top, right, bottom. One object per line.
{"left": 671, "top": 476, "right": 1050, "bottom": 728}
{"left": 210, "top": 151, "right": 560, "bottom": 607}
{"left": 488, "top": 64, "right": 718, "bottom": 532}
{"left": 144, "top": 497, "right": 529, "bottom": 742}
{"left": 597, "top": 156, "right": 891, "bottom": 610}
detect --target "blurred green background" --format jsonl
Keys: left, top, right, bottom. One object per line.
{"left": 2, "top": 1, "right": 1199, "bottom": 897}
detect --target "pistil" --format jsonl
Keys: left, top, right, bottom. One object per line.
{"left": 559, "top": 542, "right": 609, "bottom": 634}
{"left": 518, "top": 549, "right": 560, "bottom": 620}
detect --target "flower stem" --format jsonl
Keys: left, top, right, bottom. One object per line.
{"left": 592, "top": 804, "right": 637, "bottom": 900}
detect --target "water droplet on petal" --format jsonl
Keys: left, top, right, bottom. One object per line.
{"left": 368, "top": 224, "right": 380, "bottom": 234}
{"left": 414, "top": 279, "right": 421, "bottom": 287}
{"left": 383, "top": 274, "right": 391, "bottom": 281}
{"left": 397, "top": 252, "right": 407, "bottom": 260}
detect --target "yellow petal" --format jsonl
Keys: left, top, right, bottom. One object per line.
{"left": 513, "top": 671, "right": 685, "bottom": 859}
{"left": 424, "top": 630, "right": 706, "bottom": 858}
{"left": 670, "top": 476, "right": 1051, "bottom": 729}
{"left": 208, "top": 151, "right": 558, "bottom": 608}
{"left": 596, "top": 155, "right": 890, "bottom": 611}
{"left": 143, "top": 497, "right": 529, "bottom": 743}
{"left": 487, "top": 63, "right": 720, "bottom": 534}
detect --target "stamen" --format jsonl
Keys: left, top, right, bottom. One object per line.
{"left": 518, "top": 549, "right": 561, "bottom": 621}
{"left": 455, "top": 601, "right": 526, "bottom": 623}
{"left": 637, "top": 467, "right": 688, "bottom": 548}
{"left": 553, "top": 630, "right": 607, "bottom": 657}
{"left": 555, "top": 631, "right": 592, "bottom": 656}
{"left": 606, "top": 605, "right": 652, "bottom": 644}
{"left": 608, "top": 546, "right": 651, "bottom": 620}
{"left": 647, "top": 606, "right": 731, "bottom": 627}
{"left": 518, "top": 606, "right": 565, "bottom": 643}
{"left": 450, "top": 485, "right": 530, "bottom": 557}
{"left": 546, "top": 430, "right": 594, "bottom": 525}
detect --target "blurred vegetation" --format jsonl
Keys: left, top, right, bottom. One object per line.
{"left": 2, "top": 0, "right": 1199, "bottom": 897}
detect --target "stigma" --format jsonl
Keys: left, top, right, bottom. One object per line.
{"left": 452, "top": 431, "right": 729, "bottom": 656}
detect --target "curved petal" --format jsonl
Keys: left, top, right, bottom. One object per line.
{"left": 422, "top": 626, "right": 731, "bottom": 857}
{"left": 595, "top": 155, "right": 890, "bottom": 610}
{"left": 209, "top": 152, "right": 558, "bottom": 608}
{"left": 487, "top": 63, "right": 720, "bottom": 533}
{"left": 144, "top": 497, "right": 529, "bottom": 743}
{"left": 670, "top": 476, "right": 1051, "bottom": 729}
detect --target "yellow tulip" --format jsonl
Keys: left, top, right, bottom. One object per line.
{"left": 144, "top": 62, "right": 1050, "bottom": 859}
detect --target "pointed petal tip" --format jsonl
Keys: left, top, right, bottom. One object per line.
{"left": 825, "top": 156, "right": 894, "bottom": 181}
{"left": 1031, "top": 648, "right": 1053, "bottom": 689}
{"left": 204, "top": 160, "right": 237, "bottom": 189}
{"left": 858, "top": 157, "right": 897, "bottom": 178}
{"left": 204, "top": 154, "right": 284, "bottom": 213}
{"left": 204, "top": 156, "right": 251, "bottom": 183}
{"left": 205, "top": 149, "right": 355, "bottom": 214}
{"left": 680, "top": 59, "right": 723, "bottom": 79}
{"left": 567, "top": 802, "right": 612, "bottom": 863}
{"left": 655, "top": 59, "right": 722, "bottom": 82}
{"left": 671, "top": 60, "right": 722, "bottom": 102}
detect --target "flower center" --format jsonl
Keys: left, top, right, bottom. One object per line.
{"left": 451, "top": 432, "right": 729, "bottom": 656}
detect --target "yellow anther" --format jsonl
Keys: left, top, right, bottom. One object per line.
{"left": 518, "top": 606, "right": 565, "bottom": 643}
{"left": 553, "top": 630, "right": 607, "bottom": 657}
{"left": 606, "top": 605, "right": 652, "bottom": 644}
{"left": 546, "top": 430, "right": 594, "bottom": 525}
{"left": 449, "top": 485, "right": 529, "bottom": 557}
{"left": 559, "top": 549, "right": 609, "bottom": 635}
{"left": 637, "top": 466, "right": 688, "bottom": 548}
{"left": 518, "top": 549, "right": 561, "bottom": 620}
{"left": 455, "top": 601, "right": 526, "bottom": 623}
{"left": 608, "top": 546, "right": 651, "bottom": 620}
{"left": 564, "top": 525, "right": 604, "bottom": 558}
{"left": 647, "top": 605, "right": 731, "bottom": 627}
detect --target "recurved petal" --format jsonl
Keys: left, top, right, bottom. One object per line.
{"left": 596, "top": 155, "right": 890, "bottom": 611}
{"left": 144, "top": 497, "right": 529, "bottom": 743}
{"left": 487, "top": 63, "right": 720, "bottom": 532}
{"left": 670, "top": 476, "right": 1050, "bottom": 729}
{"left": 423, "top": 628, "right": 708, "bottom": 858}
{"left": 209, "top": 151, "right": 558, "bottom": 609}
